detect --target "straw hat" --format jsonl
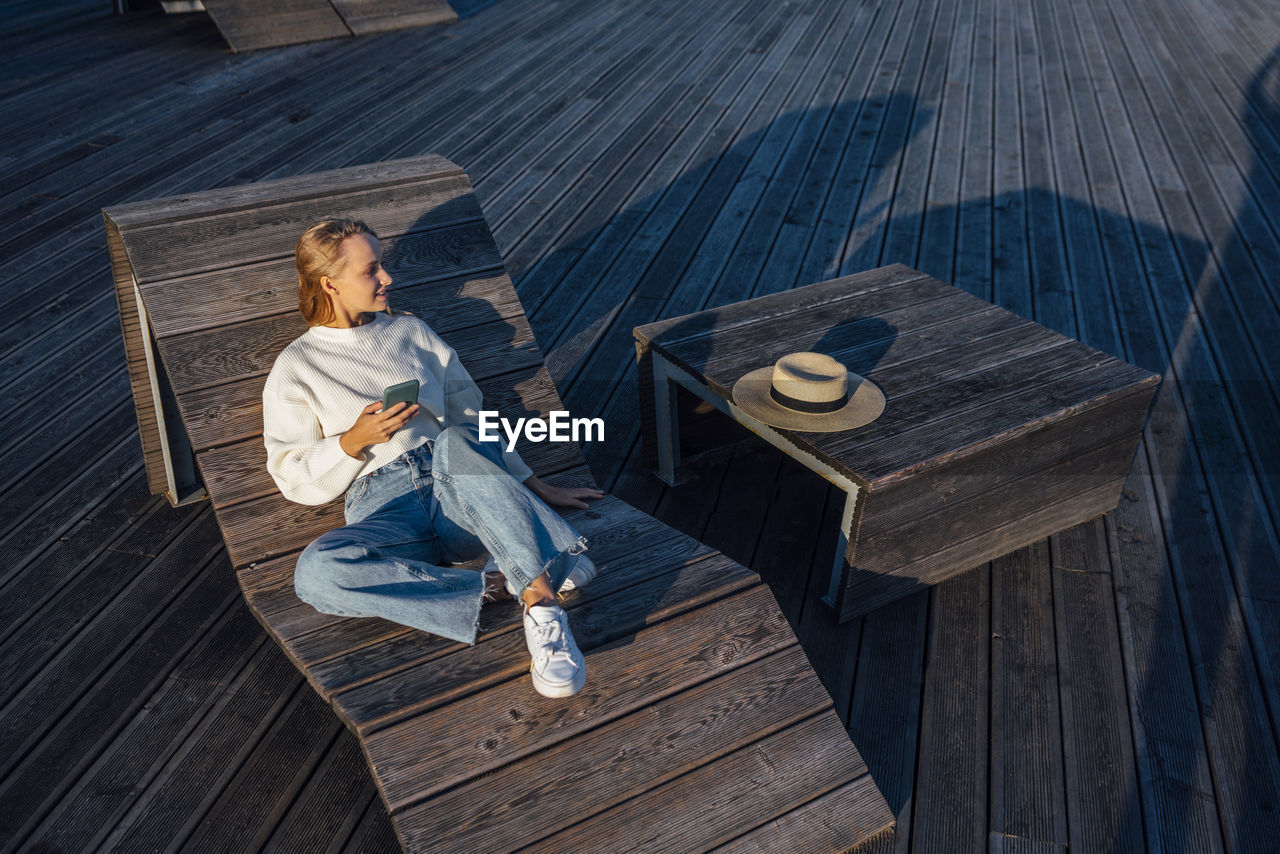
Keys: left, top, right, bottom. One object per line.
{"left": 731, "top": 352, "right": 886, "bottom": 432}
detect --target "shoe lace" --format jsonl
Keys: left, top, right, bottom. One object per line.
{"left": 530, "top": 616, "right": 566, "bottom": 667}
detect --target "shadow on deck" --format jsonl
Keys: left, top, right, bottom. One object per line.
{"left": 1, "top": 0, "right": 1279, "bottom": 850}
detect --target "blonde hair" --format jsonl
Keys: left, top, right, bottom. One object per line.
{"left": 295, "top": 218, "right": 379, "bottom": 326}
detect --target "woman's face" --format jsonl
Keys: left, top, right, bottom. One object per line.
{"left": 322, "top": 232, "right": 393, "bottom": 326}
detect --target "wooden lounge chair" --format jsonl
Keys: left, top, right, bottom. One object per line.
{"left": 195, "top": 0, "right": 457, "bottom": 53}
{"left": 102, "top": 154, "right": 895, "bottom": 852}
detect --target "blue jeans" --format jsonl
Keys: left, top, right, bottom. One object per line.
{"left": 294, "top": 425, "right": 589, "bottom": 644}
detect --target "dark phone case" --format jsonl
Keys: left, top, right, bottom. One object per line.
{"left": 381, "top": 379, "right": 420, "bottom": 411}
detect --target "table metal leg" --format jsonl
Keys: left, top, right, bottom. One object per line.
{"left": 824, "top": 488, "right": 860, "bottom": 607}
{"left": 652, "top": 356, "right": 683, "bottom": 485}
{"left": 647, "top": 354, "right": 864, "bottom": 612}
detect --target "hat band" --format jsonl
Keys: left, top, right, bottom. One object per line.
{"left": 770, "top": 385, "right": 849, "bottom": 414}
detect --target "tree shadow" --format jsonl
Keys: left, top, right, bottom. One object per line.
{"left": 501, "top": 42, "right": 1280, "bottom": 847}
{"left": 1140, "top": 41, "right": 1280, "bottom": 854}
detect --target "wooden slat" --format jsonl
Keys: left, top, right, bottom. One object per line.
{"left": 502, "top": 0, "right": 788, "bottom": 292}
{"left": 853, "top": 436, "right": 1138, "bottom": 570}
{"left": 99, "top": 632, "right": 306, "bottom": 852}
{"left": 1083, "top": 2, "right": 1280, "bottom": 844}
{"left": 1091, "top": 12, "right": 1280, "bottom": 851}
{"left": 397, "top": 650, "right": 832, "bottom": 850}
{"left": 909, "top": 565, "right": 990, "bottom": 853}
{"left": 20, "top": 602, "right": 264, "bottom": 853}
{"left": 332, "top": 560, "right": 770, "bottom": 736}
{"left": 714, "top": 774, "right": 895, "bottom": 852}
{"left": 837, "top": 477, "right": 1121, "bottom": 619}
{"left": 827, "top": 357, "right": 1156, "bottom": 487}
{"left": 843, "top": 0, "right": 944, "bottom": 278}
{"left": 0, "top": 515, "right": 230, "bottom": 837}
{"left": 341, "top": 795, "right": 398, "bottom": 854}
{"left": 1050, "top": 520, "right": 1146, "bottom": 854}
{"left": 856, "top": 387, "right": 1154, "bottom": 538}
{"left": 520, "top": 712, "right": 867, "bottom": 853}
{"left": 0, "top": 498, "right": 201, "bottom": 708}
{"left": 120, "top": 169, "right": 476, "bottom": 281}
{"left": 988, "top": 834, "right": 1068, "bottom": 854}
{"left": 541, "top": 7, "right": 852, "bottom": 400}
{"left": 531, "top": 3, "right": 838, "bottom": 364}
{"left": 242, "top": 726, "right": 371, "bottom": 852}
{"left": 103, "top": 214, "right": 169, "bottom": 500}
{"left": 656, "top": 276, "right": 964, "bottom": 375}
{"left": 634, "top": 264, "right": 927, "bottom": 348}
{"left": 297, "top": 530, "right": 728, "bottom": 693}
{"left": 161, "top": 299, "right": 533, "bottom": 396}
{"left": 237, "top": 499, "right": 723, "bottom": 674}
{"left": 718, "top": 0, "right": 909, "bottom": 306}
{"left": 138, "top": 225, "right": 507, "bottom": 341}
{"left": 103, "top": 154, "right": 459, "bottom": 228}
{"left": 300, "top": 0, "right": 636, "bottom": 186}
{"left": 1065, "top": 0, "right": 1273, "bottom": 844}
{"left": 369, "top": 598, "right": 813, "bottom": 813}
{"left": 844, "top": 590, "right": 929, "bottom": 854}
{"left": 0, "top": 471, "right": 150, "bottom": 637}
{"left": 201, "top": 0, "right": 352, "bottom": 52}
{"left": 181, "top": 688, "right": 339, "bottom": 852}
{"left": 692, "top": 291, "right": 1003, "bottom": 379}
{"left": 495, "top": 0, "right": 778, "bottom": 281}
{"left": 990, "top": 541, "right": 1068, "bottom": 848}
{"left": 612, "top": 2, "right": 916, "bottom": 473}
{"left": 1053, "top": 0, "right": 1276, "bottom": 841}
{"left": 0, "top": 429, "right": 143, "bottom": 571}
{"left": 330, "top": 0, "right": 456, "bottom": 35}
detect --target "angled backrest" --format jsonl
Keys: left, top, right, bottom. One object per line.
{"left": 103, "top": 156, "right": 895, "bottom": 852}
{"left": 106, "top": 155, "right": 581, "bottom": 569}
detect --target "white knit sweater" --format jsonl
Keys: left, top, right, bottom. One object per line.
{"left": 262, "top": 312, "right": 533, "bottom": 505}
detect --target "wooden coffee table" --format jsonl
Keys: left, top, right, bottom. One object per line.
{"left": 634, "top": 264, "right": 1160, "bottom": 622}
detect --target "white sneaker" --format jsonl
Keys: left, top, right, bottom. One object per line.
{"left": 502, "top": 555, "right": 597, "bottom": 597}
{"left": 523, "top": 603, "right": 586, "bottom": 698}
{"left": 559, "top": 555, "right": 597, "bottom": 592}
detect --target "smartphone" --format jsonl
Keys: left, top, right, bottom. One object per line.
{"left": 381, "top": 379, "right": 420, "bottom": 412}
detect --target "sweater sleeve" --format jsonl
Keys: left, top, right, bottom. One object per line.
{"left": 436, "top": 333, "right": 535, "bottom": 483}
{"left": 263, "top": 371, "right": 368, "bottom": 506}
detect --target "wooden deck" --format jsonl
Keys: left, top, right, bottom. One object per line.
{"left": 2, "top": 0, "right": 1279, "bottom": 849}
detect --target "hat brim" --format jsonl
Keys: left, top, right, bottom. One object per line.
{"left": 731, "top": 367, "right": 886, "bottom": 432}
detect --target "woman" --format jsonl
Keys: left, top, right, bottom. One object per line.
{"left": 263, "top": 218, "right": 602, "bottom": 698}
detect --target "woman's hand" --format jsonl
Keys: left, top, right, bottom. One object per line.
{"left": 525, "top": 476, "right": 604, "bottom": 510}
{"left": 340, "top": 401, "right": 420, "bottom": 458}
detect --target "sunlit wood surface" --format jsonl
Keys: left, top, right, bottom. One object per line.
{"left": 2, "top": 0, "right": 1279, "bottom": 849}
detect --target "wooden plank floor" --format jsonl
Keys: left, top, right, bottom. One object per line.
{"left": 2, "top": 0, "right": 1279, "bottom": 849}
